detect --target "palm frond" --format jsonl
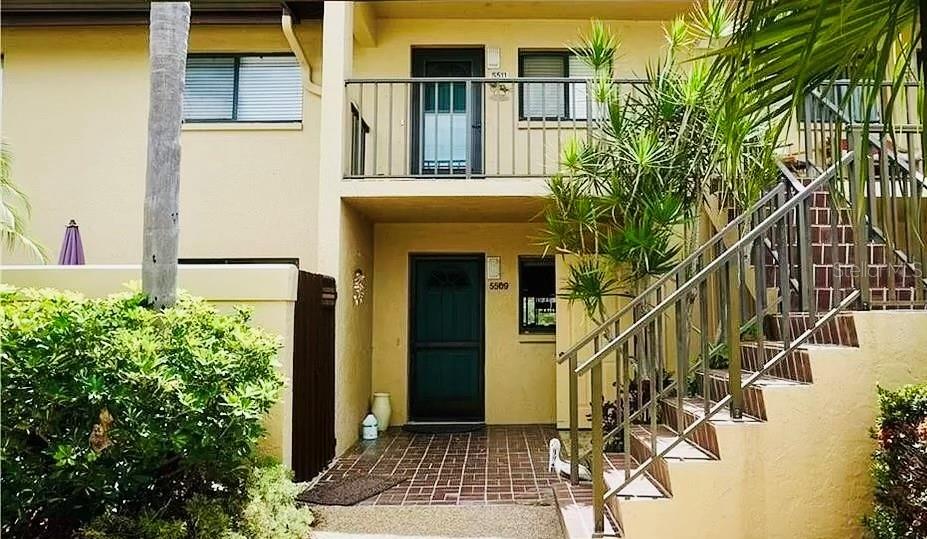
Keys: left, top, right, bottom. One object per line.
{"left": 0, "top": 143, "right": 47, "bottom": 261}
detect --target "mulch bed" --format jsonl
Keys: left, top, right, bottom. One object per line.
{"left": 298, "top": 475, "right": 410, "bottom": 506}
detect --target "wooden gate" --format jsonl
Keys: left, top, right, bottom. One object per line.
{"left": 291, "top": 271, "right": 336, "bottom": 481}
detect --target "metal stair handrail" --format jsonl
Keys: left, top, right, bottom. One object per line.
{"left": 556, "top": 183, "right": 786, "bottom": 366}
{"left": 575, "top": 153, "right": 854, "bottom": 376}
{"left": 572, "top": 151, "right": 860, "bottom": 536}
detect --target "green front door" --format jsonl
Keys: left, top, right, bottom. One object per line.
{"left": 409, "top": 255, "right": 484, "bottom": 422}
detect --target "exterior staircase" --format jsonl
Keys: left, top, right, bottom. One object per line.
{"left": 552, "top": 85, "right": 925, "bottom": 538}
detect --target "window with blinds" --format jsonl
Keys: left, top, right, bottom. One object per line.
{"left": 183, "top": 55, "right": 302, "bottom": 122}
{"left": 519, "top": 52, "right": 596, "bottom": 120}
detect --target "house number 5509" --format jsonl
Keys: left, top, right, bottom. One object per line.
{"left": 489, "top": 281, "right": 510, "bottom": 290}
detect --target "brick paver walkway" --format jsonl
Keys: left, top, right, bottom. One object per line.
{"left": 318, "top": 425, "right": 564, "bottom": 506}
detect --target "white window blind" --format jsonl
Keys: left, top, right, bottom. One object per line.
{"left": 521, "top": 55, "right": 566, "bottom": 119}
{"left": 184, "top": 57, "right": 235, "bottom": 121}
{"left": 520, "top": 53, "right": 597, "bottom": 120}
{"left": 183, "top": 55, "right": 302, "bottom": 122}
{"left": 236, "top": 56, "right": 302, "bottom": 121}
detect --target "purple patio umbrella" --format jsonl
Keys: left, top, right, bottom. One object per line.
{"left": 58, "top": 220, "right": 85, "bottom": 265}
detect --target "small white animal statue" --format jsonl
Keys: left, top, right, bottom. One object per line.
{"left": 548, "top": 438, "right": 592, "bottom": 481}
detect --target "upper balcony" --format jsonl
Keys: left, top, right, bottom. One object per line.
{"left": 336, "top": 0, "right": 691, "bottom": 217}
{"left": 344, "top": 76, "right": 645, "bottom": 184}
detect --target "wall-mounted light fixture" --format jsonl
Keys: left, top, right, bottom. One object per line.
{"left": 486, "top": 47, "right": 501, "bottom": 70}
{"left": 486, "top": 256, "right": 501, "bottom": 280}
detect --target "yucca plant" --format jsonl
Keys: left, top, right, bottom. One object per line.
{"left": 543, "top": 3, "right": 779, "bottom": 322}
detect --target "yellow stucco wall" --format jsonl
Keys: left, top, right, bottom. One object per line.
{"left": 0, "top": 264, "right": 299, "bottom": 466}
{"left": 1, "top": 24, "right": 322, "bottom": 269}
{"left": 334, "top": 203, "right": 375, "bottom": 453}
{"left": 371, "top": 222, "right": 557, "bottom": 425}
{"left": 353, "top": 18, "right": 668, "bottom": 78}
{"left": 618, "top": 311, "right": 927, "bottom": 539}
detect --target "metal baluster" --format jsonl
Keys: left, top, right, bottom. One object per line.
{"left": 512, "top": 81, "right": 519, "bottom": 176}
{"left": 358, "top": 84, "right": 365, "bottom": 176}
{"left": 796, "top": 179, "right": 814, "bottom": 316}
{"left": 433, "top": 82, "right": 439, "bottom": 176}
{"left": 674, "top": 273, "right": 687, "bottom": 435}
{"left": 541, "top": 83, "right": 547, "bottom": 175}
{"left": 699, "top": 272, "right": 710, "bottom": 418}
{"left": 830, "top": 168, "right": 842, "bottom": 308}
{"left": 417, "top": 82, "right": 424, "bottom": 176}
{"left": 496, "top": 83, "right": 501, "bottom": 176}
{"left": 569, "top": 352, "right": 579, "bottom": 485}
{"left": 803, "top": 94, "right": 814, "bottom": 172}
{"left": 649, "top": 323, "right": 657, "bottom": 457}
{"left": 372, "top": 82, "right": 379, "bottom": 175}
{"left": 388, "top": 83, "right": 394, "bottom": 176}
{"left": 465, "top": 80, "right": 472, "bottom": 179}
{"left": 590, "top": 337, "right": 605, "bottom": 536}
{"left": 655, "top": 286, "right": 665, "bottom": 431}
{"left": 849, "top": 130, "right": 870, "bottom": 309}
{"left": 754, "top": 208, "right": 768, "bottom": 362}
{"left": 614, "top": 319, "right": 621, "bottom": 407}
{"left": 557, "top": 87, "right": 563, "bottom": 176}
{"left": 526, "top": 82, "right": 532, "bottom": 177}
{"left": 778, "top": 188, "right": 793, "bottom": 347}
{"left": 449, "top": 82, "right": 455, "bottom": 175}
{"left": 728, "top": 252, "right": 744, "bottom": 419}
{"left": 404, "top": 83, "right": 411, "bottom": 176}
{"left": 622, "top": 339, "right": 631, "bottom": 480}
{"left": 879, "top": 130, "right": 896, "bottom": 305}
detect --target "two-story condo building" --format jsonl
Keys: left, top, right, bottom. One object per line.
{"left": 4, "top": 2, "right": 926, "bottom": 537}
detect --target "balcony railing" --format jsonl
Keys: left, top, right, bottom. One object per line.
{"left": 344, "top": 77, "right": 647, "bottom": 180}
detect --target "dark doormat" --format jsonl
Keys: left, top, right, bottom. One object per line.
{"left": 403, "top": 422, "right": 485, "bottom": 434}
{"left": 297, "top": 475, "right": 409, "bottom": 506}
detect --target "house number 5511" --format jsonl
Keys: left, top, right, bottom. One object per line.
{"left": 489, "top": 282, "right": 510, "bottom": 290}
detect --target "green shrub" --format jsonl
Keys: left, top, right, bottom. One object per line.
{"left": 78, "top": 461, "right": 313, "bottom": 539}
{"left": 0, "top": 286, "right": 284, "bottom": 538}
{"left": 238, "top": 460, "right": 314, "bottom": 539}
{"left": 864, "top": 384, "right": 927, "bottom": 538}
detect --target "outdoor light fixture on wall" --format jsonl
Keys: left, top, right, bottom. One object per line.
{"left": 486, "top": 256, "right": 501, "bottom": 280}
{"left": 486, "top": 47, "right": 501, "bottom": 70}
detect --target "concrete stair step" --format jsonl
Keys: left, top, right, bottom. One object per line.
{"left": 604, "top": 452, "right": 667, "bottom": 499}
{"left": 553, "top": 485, "right": 622, "bottom": 538}
{"left": 629, "top": 424, "right": 714, "bottom": 462}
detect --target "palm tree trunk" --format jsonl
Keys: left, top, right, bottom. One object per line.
{"left": 143, "top": 2, "right": 190, "bottom": 309}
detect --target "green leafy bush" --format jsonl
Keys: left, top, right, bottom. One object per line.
{"left": 864, "top": 384, "right": 927, "bottom": 538}
{"left": 0, "top": 286, "right": 284, "bottom": 537}
{"left": 79, "top": 461, "right": 313, "bottom": 539}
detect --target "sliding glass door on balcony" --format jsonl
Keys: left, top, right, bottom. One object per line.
{"left": 411, "top": 48, "right": 483, "bottom": 176}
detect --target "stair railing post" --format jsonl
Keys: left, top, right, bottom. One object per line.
{"left": 849, "top": 129, "right": 870, "bottom": 309}
{"left": 793, "top": 176, "right": 815, "bottom": 316}
{"left": 569, "top": 352, "right": 579, "bottom": 485}
{"left": 590, "top": 338, "right": 605, "bottom": 536}
{"left": 727, "top": 253, "right": 744, "bottom": 419}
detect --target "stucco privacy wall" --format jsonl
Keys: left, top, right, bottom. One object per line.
{"left": 334, "top": 203, "right": 374, "bottom": 454}
{"left": 371, "top": 222, "right": 557, "bottom": 425}
{"left": 1, "top": 24, "right": 322, "bottom": 268}
{"left": 619, "top": 311, "right": 927, "bottom": 539}
{"left": 0, "top": 265, "right": 298, "bottom": 467}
